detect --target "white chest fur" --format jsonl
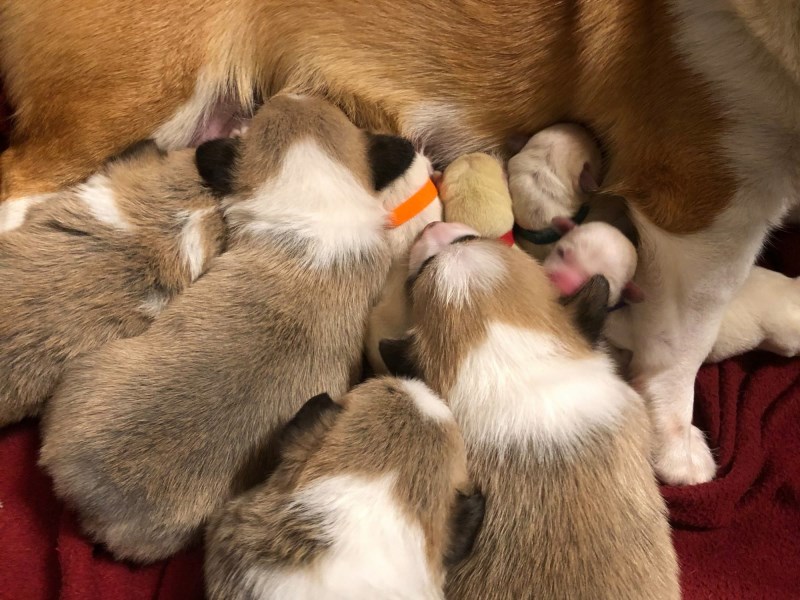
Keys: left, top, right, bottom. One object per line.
{"left": 448, "top": 322, "right": 633, "bottom": 452}
{"left": 245, "top": 474, "right": 442, "bottom": 600}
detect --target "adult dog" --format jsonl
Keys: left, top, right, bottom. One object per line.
{"left": 1, "top": 0, "right": 798, "bottom": 484}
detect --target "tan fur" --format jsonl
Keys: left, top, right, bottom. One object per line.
{"left": 402, "top": 239, "right": 679, "bottom": 599}
{"left": 0, "top": 0, "right": 749, "bottom": 234}
{"left": 0, "top": 144, "right": 224, "bottom": 426}
{"left": 440, "top": 153, "right": 514, "bottom": 239}
{"left": 39, "top": 97, "right": 393, "bottom": 562}
{"left": 205, "top": 377, "right": 471, "bottom": 600}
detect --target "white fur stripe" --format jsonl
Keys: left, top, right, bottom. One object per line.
{"left": 180, "top": 208, "right": 215, "bottom": 281}
{"left": 0, "top": 193, "right": 54, "bottom": 233}
{"left": 76, "top": 175, "right": 131, "bottom": 230}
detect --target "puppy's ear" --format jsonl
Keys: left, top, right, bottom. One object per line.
{"left": 560, "top": 274, "right": 610, "bottom": 346}
{"left": 378, "top": 335, "right": 419, "bottom": 379}
{"left": 551, "top": 216, "right": 577, "bottom": 235}
{"left": 280, "top": 393, "right": 342, "bottom": 442}
{"left": 105, "top": 139, "right": 165, "bottom": 164}
{"left": 195, "top": 138, "right": 241, "bottom": 195}
{"left": 445, "top": 490, "right": 486, "bottom": 567}
{"left": 622, "top": 281, "right": 645, "bottom": 303}
{"left": 367, "top": 134, "right": 416, "bottom": 191}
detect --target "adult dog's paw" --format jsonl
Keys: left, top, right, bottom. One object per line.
{"left": 654, "top": 425, "right": 716, "bottom": 486}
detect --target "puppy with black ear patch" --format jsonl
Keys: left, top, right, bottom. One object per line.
{"left": 381, "top": 222, "right": 679, "bottom": 600}
{"left": 40, "top": 95, "right": 407, "bottom": 563}
{"left": 205, "top": 377, "right": 484, "bottom": 600}
{"left": 0, "top": 141, "right": 225, "bottom": 427}
{"left": 364, "top": 143, "right": 442, "bottom": 375}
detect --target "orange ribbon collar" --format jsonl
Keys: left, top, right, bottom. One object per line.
{"left": 388, "top": 179, "right": 438, "bottom": 228}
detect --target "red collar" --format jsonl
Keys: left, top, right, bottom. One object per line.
{"left": 498, "top": 229, "right": 515, "bottom": 247}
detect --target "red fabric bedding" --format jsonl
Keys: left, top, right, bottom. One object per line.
{"left": 1, "top": 89, "right": 799, "bottom": 600}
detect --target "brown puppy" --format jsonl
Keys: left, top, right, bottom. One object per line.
{"left": 3, "top": 0, "right": 797, "bottom": 485}
{"left": 40, "top": 95, "right": 413, "bottom": 563}
{"left": 0, "top": 142, "right": 224, "bottom": 427}
{"left": 381, "top": 222, "right": 679, "bottom": 600}
{"left": 205, "top": 377, "right": 484, "bottom": 600}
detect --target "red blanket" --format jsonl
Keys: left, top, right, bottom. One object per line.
{"left": 1, "top": 89, "right": 799, "bottom": 600}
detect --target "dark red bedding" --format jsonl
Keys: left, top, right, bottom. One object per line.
{"left": 0, "top": 86, "right": 798, "bottom": 600}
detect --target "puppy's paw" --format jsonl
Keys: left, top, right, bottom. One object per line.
{"left": 654, "top": 425, "right": 716, "bottom": 486}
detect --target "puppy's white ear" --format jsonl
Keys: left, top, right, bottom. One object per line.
{"left": 195, "top": 138, "right": 241, "bottom": 195}
{"left": 367, "top": 134, "right": 416, "bottom": 191}
{"left": 560, "top": 274, "right": 610, "bottom": 346}
{"left": 378, "top": 335, "right": 419, "bottom": 379}
{"left": 579, "top": 163, "right": 599, "bottom": 192}
{"left": 622, "top": 281, "right": 645, "bottom": 303}
{"left": 445, "top": 489, "right": 486, "bottom": 567}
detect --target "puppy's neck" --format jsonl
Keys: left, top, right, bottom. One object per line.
{"left": 446, "top": 321, "right": 630, "bottom": 454}
{"left": 225, "top": 141, "right": 387, "bottom": 267}
{"left": 384, "top": 155, "right": 442, "bottom": 257}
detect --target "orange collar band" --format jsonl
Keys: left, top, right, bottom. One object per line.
{"left": 388, "top": 179, "right": 438, "bottom": 228}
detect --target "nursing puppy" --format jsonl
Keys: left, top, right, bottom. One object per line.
{"left": 0, "top": 142, "right": 224, "bottom": 427}
{"left": 205, "top": 378, "right": 484, "bottom": 600}
{"left": 40, "top": 95, "right": 408, "bottom": 562}
{"left": 4, "top": 1, "right": 799, "bottom": 485}
{"left": 381, "top": 222, "right": 679, "bottom": 599}
{"left": 364, "top": 150, "right": 441, "bottom": 374}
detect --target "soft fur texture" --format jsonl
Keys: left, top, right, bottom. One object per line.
{"left": 0, "top": 142, "right": 225, "bottom": 426}
{"left": 1, "top": 0, "right": 799, "bottom": 486}
{"left": 39, "top": 96, "right": 408, "bottom": 562}
{"left": 382, "top": 222, "right": 679, "bottom": 599}
{"left": 205, "top": 378, "right": 483, "bottom": 600}
{"left": 364, "top": 151, "right": 442, "bottom": 374}
{"left": 439, "top": 153, "right": 514, "bottom": 241}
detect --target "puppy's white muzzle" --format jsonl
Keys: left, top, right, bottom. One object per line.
{"left": 408, "top": 221, "right": 480, "bottom": 278}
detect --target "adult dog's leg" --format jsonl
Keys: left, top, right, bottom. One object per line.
{"left": 628, "top": 198, "right": 786, "bottom": 485}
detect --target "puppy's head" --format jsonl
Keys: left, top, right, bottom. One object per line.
{"left": 439, "top": 153, "right": 515, "bottom": 239}
{"left": 194, "top": 95, "right": 418, "bottom": 264}
{"left": 381, "top": 222, "right": 609, "bottom": 392}
{"left": 271, "top": 377, "right": 484, "bottom": 577}
{"left": 98, "top": 140, "right": 226, "bottom": 289}
{"left": 543, "top": 221, "right": 641, "bottom": 305}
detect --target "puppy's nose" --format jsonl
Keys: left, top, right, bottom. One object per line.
{"left": 420, "top": 221, "right": 479, "bottom": 248}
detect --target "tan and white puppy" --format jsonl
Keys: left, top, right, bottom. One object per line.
{"left": 39, "top": 95, "right": 413, "bottom": 563}
{"left": 364, "top": 150, "right": 441, "bottom": 375}
{"left": 0, "top": 142, "right": 225, "bottom": 427}
{"left": 205, "top": 378, "right": 484, "bottom": 600}
{"left": 380, "top": 222, "right": 679, "bottom": 599}
{"left": 3, "top": 0, "right": 799, "bottom": 485}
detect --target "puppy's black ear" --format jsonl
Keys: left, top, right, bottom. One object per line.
{"left": 279, "top": 393, "right": 342, "bottom": 445}
{"left": 560, "top": 274, "right": 610, "bottom": 346}
{"left": 195, "top": 138, "right": 241, "bottom": 195}
{"left": 378, "top": 335, "right": 419, "bottom": 379}
{"left": 105, "top": 139, "right": 165, "bottom": 164}
{"left": 445, "top": 490, "right": 486, "bottom": 566}
{"left": 367, "top": 134, "right": 416, "bottom": 191}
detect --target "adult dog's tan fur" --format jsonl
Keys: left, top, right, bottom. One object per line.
{"left": 0, "top": 143, "right": 224, "bottom": 426}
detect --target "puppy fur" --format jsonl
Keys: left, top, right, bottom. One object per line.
{"left": 39, "top": 96, "right": 408, "bottom": 562}
{"left": 0, "top": 142, "right": 225, "bottom": 426}
{"left": 364, "top": 151, "right": 442, "bottom": 374}
{"left": 440, "top": 153, "right": 515, "bottom": 241}
{"left": 205, "top": 377, "right": 484, "bottom": 600}
{"left": 382, "top": 223, "right": 679, "bottom": 599}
